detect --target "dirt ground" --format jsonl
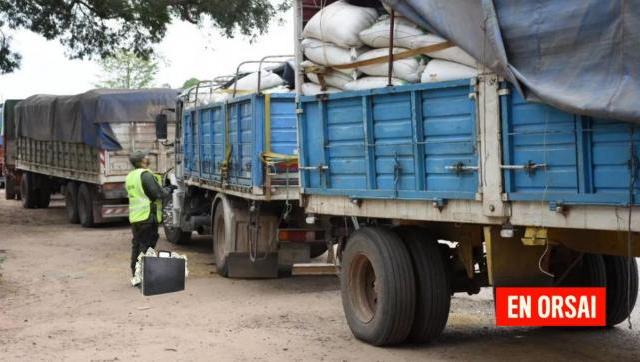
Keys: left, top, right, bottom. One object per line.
{"left": 0, "top": 192, "right": 639, "bottom": 361}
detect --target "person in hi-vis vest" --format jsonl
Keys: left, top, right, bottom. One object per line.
{"left": 126, "top": 150, "right": 172, "bottom": 276}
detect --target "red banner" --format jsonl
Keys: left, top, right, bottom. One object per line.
{"left": 495, "top": 287, "right": 606, "bottom": 326}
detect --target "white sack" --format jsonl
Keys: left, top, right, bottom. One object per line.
{"left": 359, "top": 16, "right": 427, "bottom": 49}
{"left": 357, "top": 48, "right": 424, "bottom": 83}
{"left": 301, "top": 38, "right": 362, "bottom": 75}
{"left": 302, "top": 83, "right": 341, "bottom": 96}
{"left": 359, "top": 16, "right": 476, "bottom": 67}
{"left": 344, "top": 77, "right": 408, "bottom": 91}
{"left": 302, "top": 61, "right": 353, "bottom": 90}
{"left": 414, "top": 34, "right": 477, "bottom": 67}
{"left": 421, "top": 60, "right": 478, "bottom": 83}
{"left": 262, "top": 85, "right": 293, "bottom": 94}
{"left": 229, "top": 71, "right": 284, "bottom": 93}
{"left": 302, "top": 1, "right": 378, "bottom": 48}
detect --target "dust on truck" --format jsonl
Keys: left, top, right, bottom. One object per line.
{"left": 13, "top": 89, "right": 177, "bottom": 227}
{"left": 291, "top": 0, "right": 640, "bottom": 347}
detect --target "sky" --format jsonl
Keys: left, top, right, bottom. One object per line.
{"left": 0, "top": 9, "right": 294, "bottom": 100}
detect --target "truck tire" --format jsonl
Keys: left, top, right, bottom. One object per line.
{"left": 396, "top": 227, "right": 451, "bottom": 343}
{"left": 603, "top": 256, "right": 638, "bottom": 326}
{"left": 20, "top": 172, "right": 37, "bottom": 209}
{"left": 164, "top": 224, "right": 192, "bottom": 244}
{"left": 65, "top": 182, "right": 80, "bottom": 224}
{"left": 213, "top": 200, "right": 229, "bottom": 277}
{"left": 77, "top": 183, "right": 95, "bottom": 227}
{"left": 341, "top": 227, "right": 416, "bottom": 346}
{"left": 5, "top": 176, "right": 17, "bottom": 200}
{"left": 36, "top": 184, "right": 51, "bottom": 208}
{"left": 556, "top": 253, "right": 606, "bottom": 287}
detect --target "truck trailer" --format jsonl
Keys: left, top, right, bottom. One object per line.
{"left": 292, "top": 0, "right": 639, "bottom": 346}
{"left": 13, "top": 89, "right": 177, "bottom": 227}
{"left": 165, "top": 0, "right": 639, "bottom": 347}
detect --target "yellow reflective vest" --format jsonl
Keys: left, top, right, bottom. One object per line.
{"left": 125, "top": 168, "right": 163, "bottom": 223}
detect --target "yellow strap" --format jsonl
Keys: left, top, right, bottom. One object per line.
{"left": 221, "top": 105, "right": 232, "bottom": 178}
{"left": 261, "top": 151, "right": 298, "bottom": 167}
{"left": 264, "top": 94, "right": 271, "bottom": 153}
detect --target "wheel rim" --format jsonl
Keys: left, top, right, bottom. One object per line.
{"left": 349, "top": 253, "right": 378, "bottom": 323}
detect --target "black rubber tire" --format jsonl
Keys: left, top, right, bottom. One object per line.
{"left": 213, "top": 201, "right": 229, "bottom": 277}
{"left": 36, "top": 184, "right": 51, "bottom": 208}
{"left": 65, "top": 182, "right": 80, "bottom": 224}
{"left": 341, "top": 227, "right": 416, "bottom": 346}
{"left": 396, "top": 227, "right": 451, "bottom": 343}
{"left": 77, "top": 183, "right": 95, "bottom": 227}
{"left": 556, "top": 253, "right": 607, "bottom": 287}
{"left": 5, "top": 176, "right": 17, "bottom": 200}
{"left": 603, "top": 256, "right": 638, "bottom": 326}
{"left": 20, "top": 173, "right": 37, "bottom": 209}
{"left": 164, "top": 223, "right": 192, "bottom": 244}
{"left": 310, "top": 243, "right": 328, "bottom": 259}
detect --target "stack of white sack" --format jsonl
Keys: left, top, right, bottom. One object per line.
{"left": 184, "top": 71, "right": 293, "bottom": 106}
{"left": 301, "top": 1, "right": 378, "bottom": 94}
{"left": 358, "top": 14, "right": 478, "bottom": 84}
{"left": 301, "top": 1, "right": 479, "bottom": 94}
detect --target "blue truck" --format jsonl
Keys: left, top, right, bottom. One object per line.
{"left": 164, "top": 0, "right": 639, "bottom": 347}
{"left": 164, "top": 84, "right": 328, "bottom": 278}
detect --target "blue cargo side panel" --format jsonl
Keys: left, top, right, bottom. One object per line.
{"left": 269, "top": 96, "right": 298, "bottom": 156}
{"left": 182, "top": 94, "right": 297, "bottom": 193}
{"left": 502, "top": 88, "right": 640, "bottom": 205}
{"left": 229, "top": 98, "right": 253, "bottom": 186}
{"left": 299, "top": 80, "right": 478, "bottom": 200}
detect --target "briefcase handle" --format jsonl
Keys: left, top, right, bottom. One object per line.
{"left": 157, "top": 250, "right": 172, "bottom": 258}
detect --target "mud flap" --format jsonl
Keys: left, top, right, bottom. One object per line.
{"left": 226, "top": 252, "right": 279, "bottom": 278}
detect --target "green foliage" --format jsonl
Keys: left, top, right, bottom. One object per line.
{"left": 95, "top": 51, "right": 160, "bottom": 89}
{"left": 182, "top": 77, "right": 200, "bottom": 89}
{"left": 0, "top": 0, "right": 291, "bottom": 74}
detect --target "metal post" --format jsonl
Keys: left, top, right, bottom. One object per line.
{"left": 387, "top": 10, "right": 396, "bottom": 87}
{"left": 293, "top": 0, "right": 304, "bottom": 99}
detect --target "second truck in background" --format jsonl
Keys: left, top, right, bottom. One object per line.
{"left": 10, "top": 89, "right": 177, "bottom": 226}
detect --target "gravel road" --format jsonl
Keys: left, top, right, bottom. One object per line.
{"left": 1, "top": 193, "right": 639, "bottom": 361}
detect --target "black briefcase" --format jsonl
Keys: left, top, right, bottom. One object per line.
{"left": 142, "top": 254, "right": 186, "bottom": 296}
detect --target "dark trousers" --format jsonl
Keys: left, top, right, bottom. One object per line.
{"left": 130, "top": 221, "right": 160, "bottom": 276}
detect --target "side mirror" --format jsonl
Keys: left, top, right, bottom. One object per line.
{"left": 155, "top": 113, "right": 168, "bottom": 140}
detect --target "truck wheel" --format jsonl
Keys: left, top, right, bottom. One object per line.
{"left": 341, "top": 227, "right": 416, "bottom": 346}
{"left": 556, "top": 253, "right": 606, "bottom": 287}
{"left": 36, "top": 185, "right": 51, "bottom": 208}
{"left": 396, "top": 227, "right": 451, "bottom": 343}
{"left": 77, "top": 183, "right": 95, "bottom": 227}
{"left": 20, "top": 173, "right": 37, "bottom": 209}
{"left": 603, "top": 256, "right": 638, "bottom": 326}
{"left": 65, "top": 182, "right": 80, "bottom": 224}
{"left": 5, "top": 176, "right": 17, "bottom": 200}
{"left": 213, "top": 200, "right": 229, "bottom": 277}
{"left": 164, "top": 224, "right": 192, "bottom": 244}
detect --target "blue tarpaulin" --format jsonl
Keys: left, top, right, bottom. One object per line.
{"left": 385, "top": 0, "right": 640, "bottom": 123}
{"left": 15, "top": 89, "right": 178, "bottom": 150}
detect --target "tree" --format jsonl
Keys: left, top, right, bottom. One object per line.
{"left": 182, "top": 77, "right": 200, "bottom": 89}
{"left": 0, "top": 0, "right": 290, "bottom": 74}
{"left": 95, "top": 51, "right": 160, "bottom": 89}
